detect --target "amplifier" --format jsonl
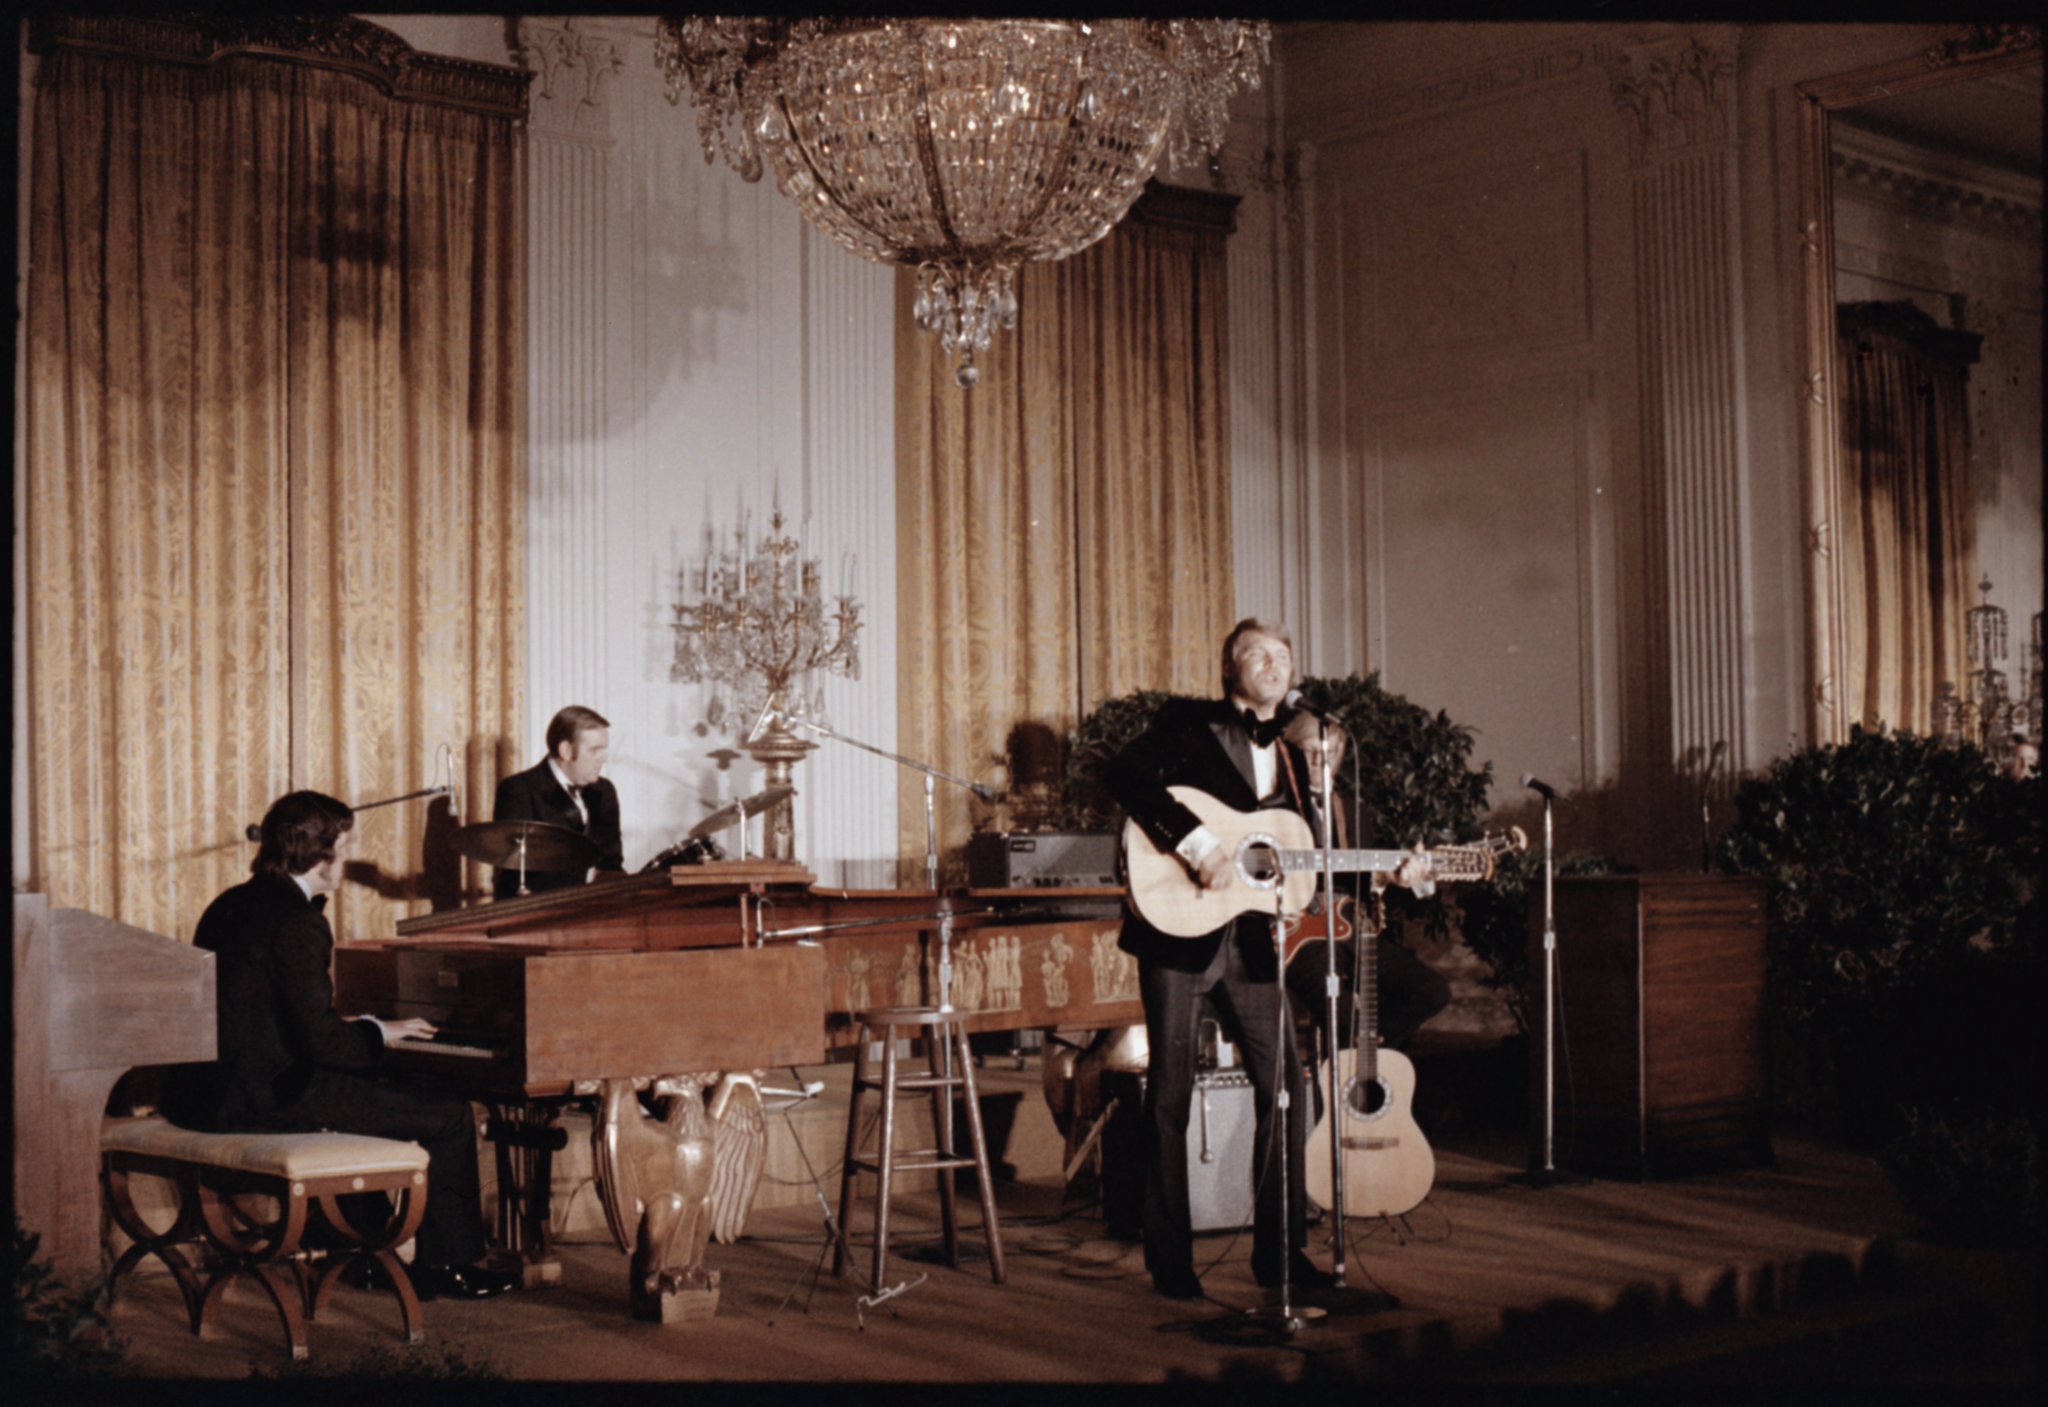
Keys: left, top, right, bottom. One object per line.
{"left": 1100, "top": 1069, "right": 1256, "bottom": 1234}
{"left": 967, "top": 831, "right": 1121, "bottom": 889}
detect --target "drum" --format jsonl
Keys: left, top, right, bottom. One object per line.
{"left": 640, "top": 836, "right": 722, "bottom": 873}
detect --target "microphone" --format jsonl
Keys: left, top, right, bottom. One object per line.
{"left": 1283, "top": 689, "right": 1332, "bottom": 722}
{"left": 1522, "top": 773, "right": 1557, "bottom": 800}
{"left": 438, "top": 741, "right": 460, "bottom": 822}
{"left": 1703, "top": 739, "right": 1727, "bottom": 784}
{"left": 969, "top": 782, "right": 998, "bottom": 803}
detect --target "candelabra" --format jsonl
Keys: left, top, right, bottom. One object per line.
{"left": 672, "top": 510, "right": 863, "bottom": 858}
{"left": 1932, "top": 576, "right": 2039, "bottom": 772}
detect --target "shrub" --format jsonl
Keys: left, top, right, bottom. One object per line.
{"left": 10, "top": 1219, "right": 123, "bottom": 1380}
{"left": 1881, "top": 1105, "right": 2039, "bottom": 1249}
{"left": 1716, "top": 727, "right": 2040, "bottom": 1042}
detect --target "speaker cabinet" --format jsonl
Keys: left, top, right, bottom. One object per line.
{"left": 1100, "top": 1069, "right": 1257, "bottom": 1234}
{"left": 966, "top": 832, "right": 1121, "bottom": 889}
{"left": 1534, "top": 874, "right": 1772, "bottom": 1179}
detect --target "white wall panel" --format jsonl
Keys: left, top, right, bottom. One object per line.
{"left": 518, "top": 17, "right": 898, "bottom": 880}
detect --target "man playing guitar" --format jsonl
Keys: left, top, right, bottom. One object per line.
{"left": 1105, "top": 618, "right": 1429, "bottom": 1302}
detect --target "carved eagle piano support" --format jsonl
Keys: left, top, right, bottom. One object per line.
{"left": 593, "top": 1072, "right": 766, "bottom": 1322}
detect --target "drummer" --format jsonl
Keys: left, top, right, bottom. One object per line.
{"left": 491, "top": 705, "right": 625, "bottom": 898}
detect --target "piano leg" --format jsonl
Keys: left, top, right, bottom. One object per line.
{"left": 485, "top": 1102, "right": 570, "bottom": 1288}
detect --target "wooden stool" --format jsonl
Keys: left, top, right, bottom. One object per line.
{"left": 101, "top": 1115, "right": 429, "bottom": 1360}
{"left": 832, "top": 1007, "right": 1006, "bottom": 1296}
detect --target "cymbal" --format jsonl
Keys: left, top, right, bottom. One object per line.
{"left": 453, "top": 819, "right": 599, "bottom": 871}
{"left": 688, "top": 785, "right": 796, "bottom": 839}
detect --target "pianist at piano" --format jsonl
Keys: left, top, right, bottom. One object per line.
{"left": 491, "top": 704, "right": 625, "bottom": 899}
{"left": 163, "top": 789, "right": 517, "bottom": 1302}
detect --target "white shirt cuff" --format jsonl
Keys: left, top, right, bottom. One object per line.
{"left": 1176, "top": 827, "right": 1221, "bottom": 866}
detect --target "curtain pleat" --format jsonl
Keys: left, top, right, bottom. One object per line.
{"left": 1835, "top": 307, "right": 1978, "bottom": 735}
{"left": 895, "top": 212, "right": 1234, "bottom": 882}
{"left": 25, "top": 44, "right": 524, "bottom": 941}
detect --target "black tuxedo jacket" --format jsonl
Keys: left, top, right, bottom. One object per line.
{"left": 491, "top": 758, "right": 624, "bottom": 898}
{"left": 168, "top": 873, "right": 385, "bottom": 1131}
{"left": 1105, "top": 695, "right": 1318, "bottom": 974}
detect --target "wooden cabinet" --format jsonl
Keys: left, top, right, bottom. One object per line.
{"left": 1532, "top": 874, "right": 1771, "bottom": 1179}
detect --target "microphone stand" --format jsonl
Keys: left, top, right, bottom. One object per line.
{"left": 1508, "top": 784, "right": 1585, "bottom": 1188}
{"left": 1312, "top": 720, "right": 1349, "bottom": 1285}
{"left": 782, "top": 716, "right": 990, "bottom": 901}
{"left": 1236, "top": 898, "right": 1307, "bottom": 1338}
{"left": 782, "top": 717, "right": 988, "bottom": 1201}
{"left": 1699, "top": 741, "right": 1725, "bottom": 874}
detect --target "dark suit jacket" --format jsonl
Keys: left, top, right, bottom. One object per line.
{"left": 167, "top": 873, "right": 385, "bottom": 1131}
{"left": 1105, "top": 695, "right": 1318, "bottom": 975}
{"left": 491, "top": 758, "right": 624, "bottom": 898}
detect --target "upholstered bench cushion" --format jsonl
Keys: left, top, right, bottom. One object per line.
{"left": 103, "top": 1115, "right": 429, "bottom": 1181}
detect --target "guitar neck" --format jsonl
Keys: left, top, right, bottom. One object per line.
{"left": 1275, "top": 847, "right": 1411, "bottom": 876}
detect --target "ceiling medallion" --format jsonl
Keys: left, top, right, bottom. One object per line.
{"left": 656, "top": 16, "right": 1269, "bottom": 387}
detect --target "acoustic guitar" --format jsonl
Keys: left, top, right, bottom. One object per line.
{"left": 1121, "top": 785, "right": 1523, "bottom": 938}
{"left": 1303, "top": 892, "right": 1434, "bottom": 1219}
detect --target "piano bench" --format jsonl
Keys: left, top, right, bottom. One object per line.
{"left": 100, "top": 1115, "right": 430, "bottom": 1360}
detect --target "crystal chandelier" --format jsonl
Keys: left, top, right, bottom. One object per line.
{"left": 1931, "top": 575, "right": 2042, "bottom": 770}
{"left": 654, "top": 16, "right": 1270, "bottom": 387}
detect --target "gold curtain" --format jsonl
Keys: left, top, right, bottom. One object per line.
{"left": 1834, "top": 302, "right": 1980, "bottom": 734}
{"left": 24, "top": 27, "right": 526, "bottom": 942}
{"left": 895, "top": 195, "right": 1236, "bottom": 881}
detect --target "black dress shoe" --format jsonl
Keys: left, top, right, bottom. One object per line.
{"left": 1252, "top": 1253, "right": 1338, "bottom": 1292}
{"left": 1151, "top": 1268, "right": 1205, "bottom": 1301}
{"left": 412, "top": 1263, "right": 517, "bottom": 1301}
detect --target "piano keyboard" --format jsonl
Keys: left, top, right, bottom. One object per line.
{"left": 391, "top": 1035, "right": 503, "bottom": 1061}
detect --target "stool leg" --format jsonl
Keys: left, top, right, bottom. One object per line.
{"left": 871, "top": 1028, "right": 901, "bottom": 1296}
{"left": 952, "top": 1021, "right": 1007, "bottom": 1285}
{"left": 102, "top": 1159, "right": 207, "bottom": 1332}
{"left": 831, "top": 1024, "right": 871, "bottom": 1279}
{"left": 931, "top": 1025, "right": 961, "bottom": 1268}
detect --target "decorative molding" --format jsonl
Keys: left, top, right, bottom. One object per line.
{"left": 1922, "top": 23, "right": 2040, "bottom": 68}
{"left": 1832, "top": 150, "right": 2043, "bottom": 242}
{"left": 1313, "top": 34, "right": 1627, "bottom": 138}
{"left": 514, "top": 18, "right": 626, "bottom": 138}
{"left": 27, "top": 11, "right": 531, "bottom": 119}
{"left": 1606, "top": 35, "right": 1734, "bottom": 166}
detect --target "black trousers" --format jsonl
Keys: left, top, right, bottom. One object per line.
{"left": 1137, "top": 920, "right": 1307, "bottom": 1281}
{"left": 273, "top": 1072, "right": 487, "bottom": 1269}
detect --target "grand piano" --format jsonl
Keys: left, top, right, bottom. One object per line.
{"left": 330, "top": 861, "right": 1144, "bottom": 1275}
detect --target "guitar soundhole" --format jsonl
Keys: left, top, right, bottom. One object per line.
{"left": 1342, "top": 1075, "right": 1389, "bottom": 1120}
{"left": 1237, "top": 837, "right": 1283, "bottom": 890}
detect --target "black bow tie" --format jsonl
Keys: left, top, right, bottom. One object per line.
{"left": 309, "top": 895, "right": 328, "bottom": 913}
{"left": 1241, "top": 709, "right": 1286, "bottom": 748}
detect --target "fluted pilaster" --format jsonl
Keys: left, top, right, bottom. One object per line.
{"left": 1610, "top": 35, "right": 1747, "bottom": 794}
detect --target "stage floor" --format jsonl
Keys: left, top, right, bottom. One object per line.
{"left": 90, "top": 1054, "right": 2036, "bottom": 1391}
